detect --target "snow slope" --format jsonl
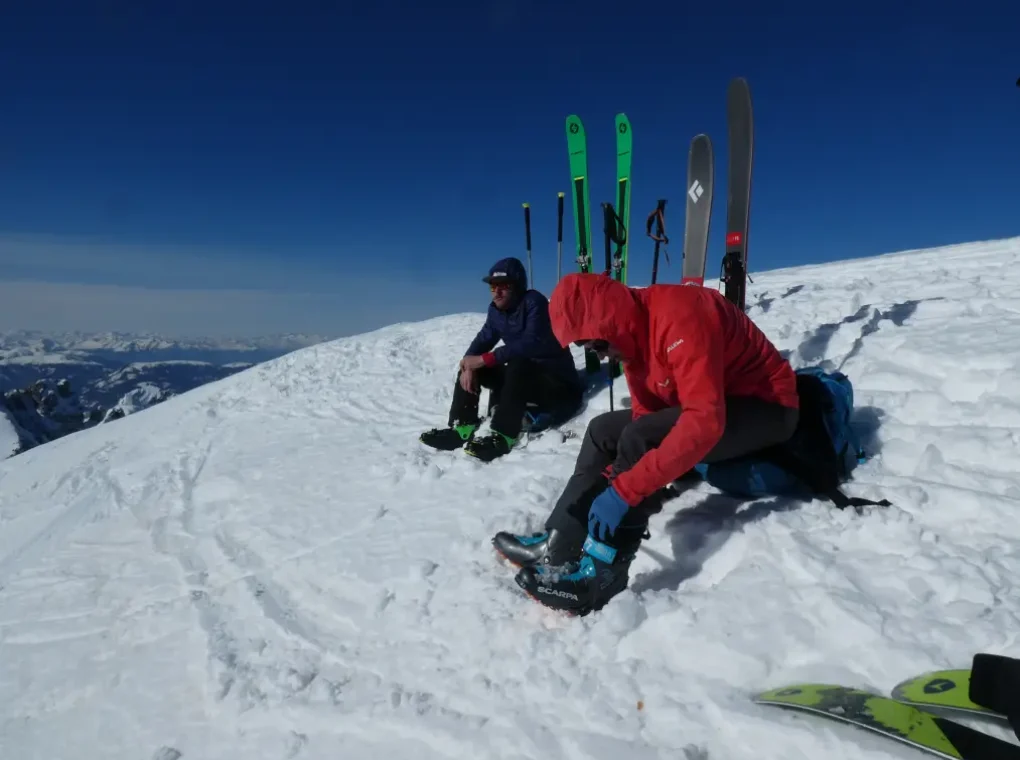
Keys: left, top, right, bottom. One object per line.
{"left": 0, "top": 406, "right": 18, "bottom": 458}
{"left": 2, "top": 238, "right": 1020, "bottom": 760}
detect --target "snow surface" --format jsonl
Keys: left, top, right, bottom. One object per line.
{"left": 0, "top": 407, "right": 19, "bottom": 458}
{"left": 109, "top": 381, "right": 167, "bottom": 416}
{"left": 2, "top": 238, "right": 1020, "bottom": 760}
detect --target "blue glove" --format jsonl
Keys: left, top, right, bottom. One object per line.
{"left": 588, "top": 485, "right": 630, "bottom": 542}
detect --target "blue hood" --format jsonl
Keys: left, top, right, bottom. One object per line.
{"left": 482, "top": 257, "right": 528, "bottom": 291}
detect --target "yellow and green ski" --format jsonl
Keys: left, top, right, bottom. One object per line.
{"left": 753, "top": 683, "right": 1020, "bottom": 760}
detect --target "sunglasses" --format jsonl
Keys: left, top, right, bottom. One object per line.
{"left": 489, "top": 281, "right": 513, "bottom": 292}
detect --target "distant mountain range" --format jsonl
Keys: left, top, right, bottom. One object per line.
{"left": 0, "top": 330, "right": 331, "bottom": 459}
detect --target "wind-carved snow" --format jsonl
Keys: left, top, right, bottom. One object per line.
{"left": 1, "top": 238, "right": 1020, "bottom": 759}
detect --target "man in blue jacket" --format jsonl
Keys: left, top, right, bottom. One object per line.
{"left": 420, "top": 257, "right": 583, "bottom": 462}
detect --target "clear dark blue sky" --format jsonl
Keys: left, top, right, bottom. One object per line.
{"left": 0, "top": 1, "right": 1017, "bottom": 336}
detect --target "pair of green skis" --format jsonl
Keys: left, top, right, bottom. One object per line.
{"left": 754, "top": 665, "right": 1020, "bottom": 759}
{"left": 564, "top": 112, "right": 631, "bottom": 284}
{"left": 564, "top": 112, "right": 631, "bottom": 375}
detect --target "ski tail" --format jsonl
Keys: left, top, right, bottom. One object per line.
{"left": 722, "top": 77, "right": 753, "bottom": 310}
{"left": 565, "top": 114, "right": 598, "bottom": 374}
{"left": 755, "top": 683, "right": 1020, "bottom": 760}
{"left": 565, "top": 115, "right": 592, "bottom": 276}
{"left": 614, "top": 113, "right": 632, "bottom": 284}
{"left": 681, "top": 133, "right": 713, "bottom": 287}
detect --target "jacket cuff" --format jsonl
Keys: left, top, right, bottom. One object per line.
{"left": 481, "top": 352, "right": 498, "bottom": 368}
{"left": 610, "top": 473, "right": 645, "bottom": 507}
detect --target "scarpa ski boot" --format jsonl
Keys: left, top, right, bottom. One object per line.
{"left": 492, "top": 526, "right": 583, "bottom": 568}
{"left": 514, "top": 534, "right": 635, "bottom": 616}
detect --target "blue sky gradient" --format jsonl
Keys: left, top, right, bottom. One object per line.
{"left": 0, "top": 1, "right": 1017, "bottom": 337}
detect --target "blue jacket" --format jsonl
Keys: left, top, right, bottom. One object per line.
{"left": 467, "top": 258, "right": 580, "bottom": 389}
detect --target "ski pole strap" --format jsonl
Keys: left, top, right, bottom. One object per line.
{"left": 602, "top": 202, "right": 627, "bottom": 246}
{"left": 645, "top": 200, "right": 668, "bottom": 243}
{"left": 761, "top": 445, "right": 892, "bottom": 513}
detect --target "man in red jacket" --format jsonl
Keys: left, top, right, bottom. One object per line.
{"left": 493, "top": 273, "right": 800, "bottom": 615}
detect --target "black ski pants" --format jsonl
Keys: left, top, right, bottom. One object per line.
{"left": 544, "top": 396, "right": 800, "bottom": 555}
{"left": 448, "top": 357, "right": 582, "bottom": 439}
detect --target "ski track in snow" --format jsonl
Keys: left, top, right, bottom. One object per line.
{"left": 2, "top": 238, "right": 1020, "bottom": 759}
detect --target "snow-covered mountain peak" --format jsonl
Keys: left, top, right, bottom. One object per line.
{"left": 1, "top": 237, "right": 1020, "bottom": 759}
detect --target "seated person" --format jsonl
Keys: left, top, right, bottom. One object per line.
{"left": 420, "top": 257, "right": 584, "bottom": 462}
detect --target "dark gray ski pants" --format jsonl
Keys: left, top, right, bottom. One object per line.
{"left": 544, "top": 396, "right": 800, "bottom": 552}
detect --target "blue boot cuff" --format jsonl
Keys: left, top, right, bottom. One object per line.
{"left": 582, "top": 535, "right": 618, "bottom": 564}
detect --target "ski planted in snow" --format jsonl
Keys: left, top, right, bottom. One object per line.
{"left": 722, "top": 77, "right": 753, "bottom": 310}
{"left": 565, "top": 114, "right": 593, "bottom": 275}
{"left": 753, "top": 683, "right": 1020, "bottom": 760}
{"left": 565, "top": 114, "right": 599, "bottom": 374}
{"left": 613, "top": 113, "right": 632, "bottom": 284}
{"left": 682, "top": 133, "right": 713, "bottom": 286}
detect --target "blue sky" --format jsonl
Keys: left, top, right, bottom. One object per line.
{"left": 0, "top": 1, "right": 1017, "bottom": 337}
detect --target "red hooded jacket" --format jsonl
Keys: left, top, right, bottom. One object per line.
{"left": 548, "top": 274, "right": 799, "bottom": 507}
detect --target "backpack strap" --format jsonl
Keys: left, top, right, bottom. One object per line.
{"left": 762, "top": 441, "right": 892, "bottom": 512}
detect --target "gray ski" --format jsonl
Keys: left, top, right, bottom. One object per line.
{"left": 681, "top": 133, "right": 714, "bottom": 286}
{"left": 722, "top": 77, "right": 753, "bottom": 310}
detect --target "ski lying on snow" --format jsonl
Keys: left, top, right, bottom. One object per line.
{"left": 753, "top": 683, "right": 1020, "bottom": 760}
{"left": 891, "top": 669, "right": 1006, "bottom": 719}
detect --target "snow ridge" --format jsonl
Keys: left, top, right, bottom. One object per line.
{"left": 0, "top": 238, "right": 1019, "bottom": 760}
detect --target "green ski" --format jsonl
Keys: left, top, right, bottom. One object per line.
{"left": 613, "top": 113, "right": 632, "bottom": 284}
{"left": 565, "top": 115, "right": 593, "bottom": 275}
{"left": 565, "top": 114, "right": 599, "bottom": 374}
{"left": 753, "top": 683, "right": 1020, "bottom": 760}
{"left": 892, "top": 669, "right": 1006, "bottom": 719}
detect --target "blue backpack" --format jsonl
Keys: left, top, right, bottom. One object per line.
{"left": 694, "top": 367, "right": 891, "bottom": 510}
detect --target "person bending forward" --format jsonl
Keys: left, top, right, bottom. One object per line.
{"left": 494, "top": 272, "right": 800, "bottom": 615}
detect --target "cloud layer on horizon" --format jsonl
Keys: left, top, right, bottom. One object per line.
{"left": 0, "top": 233, "right": 486, "bottom": 338}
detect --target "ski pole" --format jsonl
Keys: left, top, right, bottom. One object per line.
{"left": 645, "top": 200, "right": 669, "bottom": 284}
{"left": 556, "top": 191, "right": 564, "bottom": 283}
{"left": 601, "top": 201, "right": 629, "bottom": 410}
{"left": 601, "top": 202, "right": 614, "bottom": 277}
{"left": 522, "top": 202, "right": 532, "bottom": 287}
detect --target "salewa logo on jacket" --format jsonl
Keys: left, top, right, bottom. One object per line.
{"left": 667, "top": 338, "right": 684, "bottom": 353}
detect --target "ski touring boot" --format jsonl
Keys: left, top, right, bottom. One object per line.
{"left": 492, "top": 526, "right": 583, "bottom": 568}
{"left": 464, "top": 429, "right": 516, "bottom": 462}
{"left": 514, "top": 534, "right": 636, "bottom": 616}
{"left": 419, "top": 422, "right": 477, "bottom": 451}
